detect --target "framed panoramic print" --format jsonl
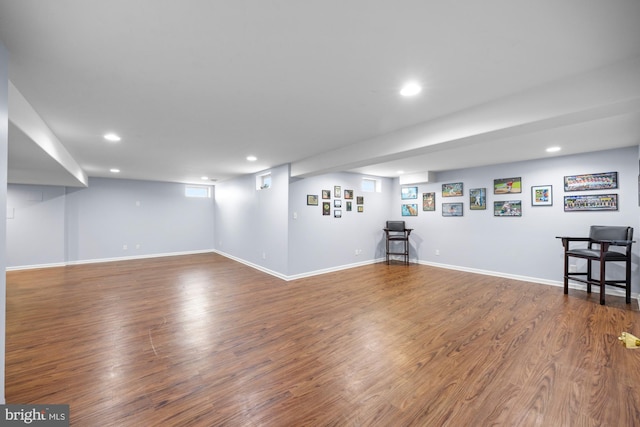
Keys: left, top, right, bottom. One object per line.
{"left": 531, "top": 185, "right": 552, "bottom": 206}
{"left": 307, "top": 194, "right": 318, "bottom": 206}
{"left": 494, "top": 200, "right": 522, "bottom": 216}
{"left": 563, "top": 194, "right": 618, "bottom": 212}
{"left": 494, "top": 177, "right": 521, "bottom": 194}
{"left": 402, "top": 203, "right": 418, "bottom": 216}
{"left": 401, "top": 186, "right": 418, "bottom": 199}
{"left": 442, "top": 202, "right": 463, "bottom": 216}
{"left": 423, "top": 192, "right": 435, "bottom": 211}
{"left": 469, "top": 188, "right": 486, "bottom": 210}
{"left": 564, "top": 172, "right": 617, "bottom": 192}
{"left": 442, "top": 182, "right": 463, "bottom": 197}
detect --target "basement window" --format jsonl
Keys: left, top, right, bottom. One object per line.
{"left": 256, "top": 172, "right": 272, "bottom": 190}
{"left": 362, "top": 178, "right": 381, "bottom": 193}
{"left": 185, "top": 185, "right": 211, "bottom": 198}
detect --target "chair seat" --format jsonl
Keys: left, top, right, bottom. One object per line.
{"left": 566, "top": 249, "right": 627, "bottom": 260}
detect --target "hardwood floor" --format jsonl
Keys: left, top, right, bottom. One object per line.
{"left": 5, "top": 253, "right": 640, "bottom": 426}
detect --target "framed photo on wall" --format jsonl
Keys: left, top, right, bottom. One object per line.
{"left": 494, "top": 177, "right": 521, "bottom": 194}
{"left": 334, "top": 185, "right": 341, "bottom": 198}
{"left": 469, "top": 188, "right": 486, "bottom": 210}
{"left": 564, "top": 172, "right": 617, "bottom": 192}
{"left": 402, "top": 204, "right": 418, "bottom": 216}
{"left": 423, "top": 192, "right": 435, "bottom": 211}
{"left": 307, "top": 195, "right": 318, "bottom": 206}
{"left": 322, "top": 190, "right": 331, "bottom": 199}
{"left": 531, "top": 185, "right": 552, "bottom": 206}
{"left": 494, "top": 200, "right": 522, "bottom": 216}
{"left": 442, "top": 182, "right": 463, "bottom": 197}
{"left": 442, "top": 202, "right": 463, "bottom": 216}
{"left": 401, "top": 186, "right": 418, "bottom": 199}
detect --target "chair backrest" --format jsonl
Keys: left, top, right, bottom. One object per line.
{"left": 387, "top": 221, "right": 406, "bottom": 232}
{"left": 589, "top": 225, "right": 633, "bottom": 242}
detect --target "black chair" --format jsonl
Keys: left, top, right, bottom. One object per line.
{"left": 384, "top": 221, "right": 413, "bottom": 264}
{"left": 558, "top": 225, "right": 634, "bottom": 305}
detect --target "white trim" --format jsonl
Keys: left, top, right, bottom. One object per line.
{"left": 213, "top": 250, "right": 288, "bottom": 281}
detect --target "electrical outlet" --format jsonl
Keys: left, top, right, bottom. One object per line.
{"left": 123, "top": 244, "right": 128, "bottom": 250}
{"left": 435, "top": 249, "right": 440, "bottom": 256}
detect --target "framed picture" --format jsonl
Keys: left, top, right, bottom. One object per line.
{"left": 322, "top": 202, "right": 330, "bottom": 215}
{"left": 346, "top": 201, "right": 352, "bottom": 211}
{"left": 357, "top": 206, "right": 363, "bottom": 213}
{"left": 564, "top": 194, "right": 618, "bottom": 212}
{"left": 322, "top": 190, "right": 331, "bottom": 199}
{"left": 344, "top": 189, "right": 354, "bottom": 199}
{"left": 442, "top": 202, "right": 463, "bottom": 216}
{"left": 564, "top": 172, "right": 618, "bottom": 192}
{"left": 334, "top": 199, "right": 342, "bottom": 208}
{"left": 494, "top": 200, "right": 522, "bottom": 216}
{"left": 334, "top": 209, "right": 342, "bottom": 218}
{"left": 531, "top": 185, "right": 552, "bottom": 206}
{"left": 334, "top": 186, "right": 341, "bottom": 198}
{"left": 494, "top": 177, "right": 521, "bottom": 194}
{"left": 402, "top": 203, "right": 418, "bottom": 216}
{"left": 423, "top": 192, "right": 435, "bottom": 211}
{"left": 442, "top": 182, "right": 463, "bottom": 197}
{"left": 469, "top": 188, "right": 486, "bottom": 210}
{"left": 356, "top": 196, "right": 364, "bottom": 205}
{"left": 307, "top": 194, "right": 318, "bottom": 206}
{"left": 401, "top": 186, "right": 418, "bottom": 199}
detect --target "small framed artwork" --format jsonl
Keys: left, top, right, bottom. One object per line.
{"left": 442, "top": 182, "right": 463, "bottom": 197}
{"left": 334, "top": 199, "right": 342, "bottom": 208}
{"left": 307, "top": 195, "right": 318, "bottom": 206}
{"left": 494, "top": 177, "right": 521, "bottom": 194}
{"left": 531, "top": 185, "right": 552, "bottom": 206}
{"left": 564, "top": 194, "right": 618, "bottom": 212}
{"left": 346, "top": 201, "right": 352, "bottom": 211}
{"left": 356, "top": 196, "right": 364, "bottom": 205}
{"left": 357, "top": 206, "right": 363, "bottom": 213}
{"left": 402, "top": 203, "right": 418, "bottom": 216}
{"left": 401, "top": 186, "right": 418, "bottom": 199}
{"left": 442, "top": 202, "right": 463, "bottom": 216}
{"left": 564, "top": 172, "right": 618, "bottom": 192}
{"left": 334, "top": 185, "right": 341, "bottom": 198}
{"left": 334, "top": 209, "right": 342, "bottom": 218}
{"left": 322, "top": 202, "right": 330, "bottom": 215}
{"left": 494, "top": 200, "right": 522, "bottom": 216}
{"left": 423, "top": 192, "right": 435, "bottom": 211}
{"left": 322, "top": 190, "right": 331, "bottom": 199}
{"left": 344, "top": 189, "right": 354, "bottom": 199}
{"left": 469, "top": 188, "right": 486, "bottom": 210}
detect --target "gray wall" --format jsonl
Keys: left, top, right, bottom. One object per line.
{"left": 1, "top": 39, "right": 8, "bottom": 404}
{"left": 6, "top": 177, "right": 215, "bottom": 267}
{"left": 214, "top": 164, "right": 289, "bottom": 276}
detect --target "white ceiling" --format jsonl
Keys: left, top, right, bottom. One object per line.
{"left": 0, "top": 1, "right": 639, "bottom": 187}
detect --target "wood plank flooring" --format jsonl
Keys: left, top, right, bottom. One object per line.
{"left": 5, "top": 253, "right": 640, "bottom": 426}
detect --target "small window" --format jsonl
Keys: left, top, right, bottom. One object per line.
{"left": 362, "top": 178, "right": 381, "bottom": 193}
{"left": 256, "top": 172, "right": 272, "bottom": 190}
{"left": 185, "top": 185, "right": 211, "bottom": 198}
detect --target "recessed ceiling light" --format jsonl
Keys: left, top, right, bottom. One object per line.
{"left": 246, "top": 155, "right": 257, "bottom": 162}
{"left": 104, "top": 133, "right": 121, "bottom": 142}
{"left": 400, "top": 82, "right": 422, "bottom": 97}
{"left": 201, "top": 176, "right": 209, "bottom": 180}
{"left": 110, "top": 168, "right": 120, "bottom": 173}
{"left": 546, "top": 146, "right": 561, "bottom": 153}
{"left": 397, "top": 170, "right": 405, "bottom": 175}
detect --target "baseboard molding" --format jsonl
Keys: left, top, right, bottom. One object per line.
{"left": 5, "top": 249, "right": 216, "bottom": 271}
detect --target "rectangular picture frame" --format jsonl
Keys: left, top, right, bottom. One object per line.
{"left": 563, "top": 194, "right": 618, "bottom": 212}
{"left": 469, "top": 188, "right": 486, "bottom": 210}
{"left": 531, "top": 185, "right": 552, "bottom": 206}
{"left": 423, "top": 192, "right": 436, "bottom": 211}
{"left": 442, "top": 202, "right": 463, "bottom": 216}
{"left": 442, "top": 182, "right": 463, "bottom": 197}
{"left": 494, "top": 200, "right": 522, "bottom": 216}
{"left": 402, "top": 203, "right": 418, "bottom": 216}
{"left": 401, "top": 186, "right": 418, "bottom": 199}
{"left": 564, "top": 171, "right": 618, "bottom": 192}
{"left": 307, "top": 194, "right": 318, "bottom": 206}
{"left": 494, "top": 177, "right": 522, "bottom": 194}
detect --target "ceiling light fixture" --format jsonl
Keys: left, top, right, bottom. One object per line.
{"left": 400, "top": 82, "right": 422, "bottom": 97}
{"left": 104, "top": 133, "right": 121, "bottom": 142}
{"left": 546, "top": 146, "right": 561, "bottom": 153}
{"left": 246, "top": 155, "right": 257, "bottom": 162}
{"left": 110, "top": 168, "right": 120, "bottom": 173}
{"left": 201, "top": 176, "right": 209, "bottom": 180}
